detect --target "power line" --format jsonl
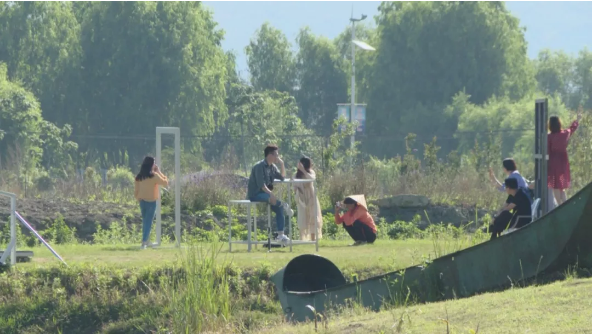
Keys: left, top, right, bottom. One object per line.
{"left": 0, "top": 128, "right": 536, "bottom": 141}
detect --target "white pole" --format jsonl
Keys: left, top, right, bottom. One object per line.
{"left": 288, "top": 182, "right": 293, "bottom": 252}
{"left": 247, "top": 204, "right": 252, "bottom": 252}
{"left": 313, "top": 179, "right": 319, "bottom": 252}
{"left": 10, "top": 196, "right": 15, "bottom": 265}
{"left": 174, "top": 128, "right": 181, "bottom": 247}
{"left": 0, "top": 191, "right": 16, "bottom": 265}
{"left": 350, "top": 19, "right": 356, "bottom": 162}
{"left": 155, "top": 129, "right": 162, "bottom": 245}
{"left": 228, "top": 203, "right": 232, "bottom": 252}
{"left": 541, "top": 99, "right": 549, "bottom": 215}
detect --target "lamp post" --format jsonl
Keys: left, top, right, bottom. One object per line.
{"left": 349, "top": 14, "right": 375, "bottom": 162}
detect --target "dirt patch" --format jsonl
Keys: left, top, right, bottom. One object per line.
{"left": 377, "top": 204, "right": 493, "bottom": 230}
{"left": 0, "top": 197, "right": 208, "bottom": 242}
{"left": 1, "top": 197, "right": 493, "bottom": 242}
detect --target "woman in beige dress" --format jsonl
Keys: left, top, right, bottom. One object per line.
{"left": 293, "top": 157, "right": 323, "bottom": 241}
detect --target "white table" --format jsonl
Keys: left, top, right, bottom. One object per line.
{"left": 227, "top": 178, "right": 319, "bottom": 252}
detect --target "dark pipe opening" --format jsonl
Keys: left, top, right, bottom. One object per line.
{"left": 282, "top": 254, "right": 347, "bottom": 292}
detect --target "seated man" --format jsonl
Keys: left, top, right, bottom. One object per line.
{"left": 334, "top": 195, "right": 377, "bottom": 246}
{"left": 247, "top": 144, "right": 293, "bottom": 244}
{"left": 489, "top": 177, "right": 532, "bottom": 240}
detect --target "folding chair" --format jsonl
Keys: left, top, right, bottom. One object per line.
{"left": 502, "top": 198, "right": 541, "bottom": 236}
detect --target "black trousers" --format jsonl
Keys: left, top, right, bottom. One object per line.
{"left": 343, "top": 221, "right": 377, "bottom": 243}
{"left": 490, "top": 211, "right": 514, "bottom": 240}
{"left": 490, "top": 211, "right": 532, "bottom": 240}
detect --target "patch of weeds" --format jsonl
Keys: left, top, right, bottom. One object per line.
{"left": 93, "top": 217, "right": 140, "bottom": 245}
{"left": 43, "top": 214, "right": 78, "bottom": 245}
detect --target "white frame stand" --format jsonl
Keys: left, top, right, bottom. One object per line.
{"left": 0, "top": 191, "right": 16, "bottom": 265}
{"left": 155, "top": 127, "right": 181, "bottom": 247}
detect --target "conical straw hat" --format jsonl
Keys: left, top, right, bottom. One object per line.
{"left": 344, "top": 194, "right": 367, "bottom": 211}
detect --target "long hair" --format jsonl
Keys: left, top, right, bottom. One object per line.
{"left": 135, "top": 156, "right": 155, "bottom": 181}
{"left": 295, "top": 157, "right": 312, "bottom": 179}
{"left": 548, "top": 116, "right": 562, "bottom": 133}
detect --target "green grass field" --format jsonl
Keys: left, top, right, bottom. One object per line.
{"left": 17, "top": 239, "right": 437, "bottom": 274}
{"left": 260, "top": 278, "right": 592, "bottom": 334}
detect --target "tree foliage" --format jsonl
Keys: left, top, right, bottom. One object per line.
{"left": 454, "top": 92, "right": 570, "bottom": 163}
{"left": 245, "top": 22, "right": 295, "bottom": 94}
{"left": 365, "top": 1, "right": 535, "bottom": 156}
{"left": 534, "top": 48, "right": 592, "bottom": 111}
{"left": 0, "top": 1, "right": 82, "bottom": 127}
{"left": 204, "top": 81, "right": 316, "bottom": 171}
{"left": 0, "top": 63, "right": 76, "bottom": 177}
{"left": 0, "top": 1, "right": 589, "bottom": 180}
{"left": 333, "top": 23, "right": 377, "bottom": 103}
{"left": 295, "top": 27, "right": 348, "bottom": 134}
{"left": 0, "top": 62, "right": 43, "bottom": 170}
{"left": 78, "top": 2, "right": 228, "bottom": 167}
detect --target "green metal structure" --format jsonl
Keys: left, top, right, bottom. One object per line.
{"left": 271, "top": 183, "right": 592, "bottom": 322}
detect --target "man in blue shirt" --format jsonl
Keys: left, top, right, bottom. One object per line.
{"left": 247, "top": 144, "right": 293, "bottom": 244}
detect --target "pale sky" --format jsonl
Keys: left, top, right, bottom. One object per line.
{"left": 203, "top": 1, "right": 592, "bottom": 78}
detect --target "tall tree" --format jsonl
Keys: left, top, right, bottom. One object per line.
{"left": 0, "top": 62, "right": 43, "bottom": 171}
{"left": 0, "top": 2, "right": 83, "bottom": 128}
{"left": 78, "top": 2, "right": 229, "bottom": 167}
{"left": 245, "top": 22, "right": 295, "bottom": 93}
{"left": 365, "top": 1, "right": 535, "bottom": 157}
{"left": 453, "top": 92, "right": 570, "bottom": 161}
{"left": 0, "top": 63, "right": 76, "bottom": 176}
{"left": 534, "top": 49, "right": 574, "bottom": 98}
{"left": 572, "top": 49, "right": 592, "bottom": 111}
{"left": 205, "top": 82, "right": 315, "bottom": 171}
{"left": 533, "top": 48, "right": 592, "bottom": 112}
{"left": 295, "top": 27, "right": 349, "bottom": 134}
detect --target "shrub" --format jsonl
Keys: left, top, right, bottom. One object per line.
{"left": 387, "top": 220, "right": 423, "bottom": 240}
{"left": 43, "top": 214, "right": 77, "bottom": 245}
{"left": 211, "top": 205, "right": 229, "bottom": 218}
{"left": 93, "top": 217, "right": 140, "bottom": 245}
{"left": 35, "top": 171, "right": 55, "bottom": 192}
{"left": 181, "top": 178, "right": 243, "bottom": 212}
{"left": 107, "top": 166, "right": 135, "bottom": 190}
{"left": 83, "top": 167, "right": 103, "bottom": 188}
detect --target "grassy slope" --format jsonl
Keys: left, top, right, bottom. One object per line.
{"left": 260, "top": 278, "right": 592, "bottom": 334}
{"left": 2, "top": 240, "right": 591, "bottom": 333}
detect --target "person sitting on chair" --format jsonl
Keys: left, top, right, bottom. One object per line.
{"left": 334, "top": 195, "right": 377, "bottom": 246}
{"left": 489, "top": 158, "right": 532, "bottom": 202}
{"left": 247, "top": 144, "right": 294, "bottom": 245}
{"left": 489, "top": 178, "right": 532, "bottom": 240}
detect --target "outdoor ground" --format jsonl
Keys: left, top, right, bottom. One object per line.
{"left": 17, "top": 239, "right": 437, "bottom": 274}
{"left": 261, "top": 278, "right": 592, "bottom": 334}
{"left": 2, "top": 239, "right": 592, "bottom": 333}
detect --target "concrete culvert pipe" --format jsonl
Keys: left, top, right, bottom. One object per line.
{"left": 271, "top": 254, "right": 347, "bottom": 321}
{"left": 276, "top": 254, "right": 346, "bottom": 292}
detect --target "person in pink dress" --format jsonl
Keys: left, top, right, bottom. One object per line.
{"left": 547, "top": 112, "right": 581, "bottom": 205}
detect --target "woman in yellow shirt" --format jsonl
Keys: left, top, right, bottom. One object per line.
{"left": 134, "top": 156, "right": 169, "bottom": 249}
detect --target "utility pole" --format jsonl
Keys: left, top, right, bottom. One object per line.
{"left": 349, "top": 12, "right": 374, "bottom": 164}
